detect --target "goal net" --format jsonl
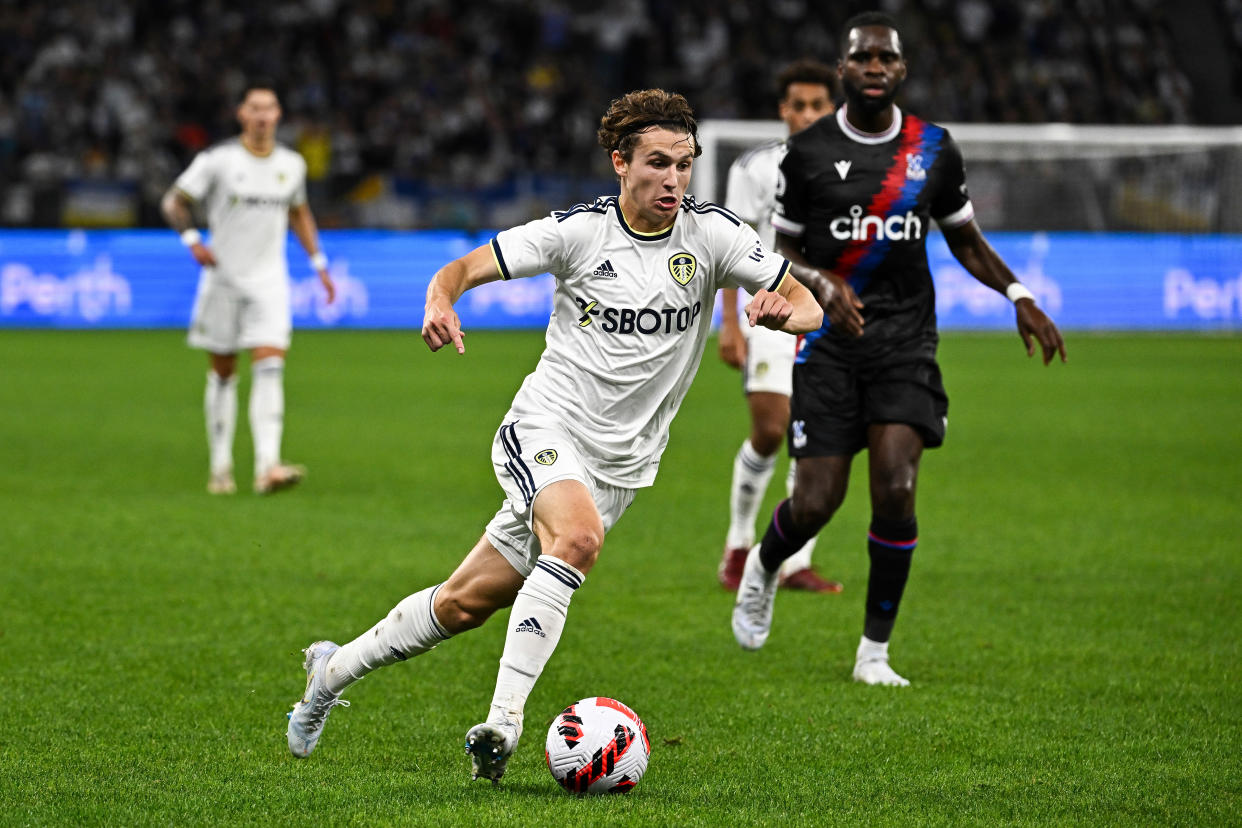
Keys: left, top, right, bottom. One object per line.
{"left": 693, "top": 120, "right": 1242, "bottom": 233}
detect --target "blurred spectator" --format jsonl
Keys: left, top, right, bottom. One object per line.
{"left": 0, "top": 0, "right": 1223, "bottom": 228}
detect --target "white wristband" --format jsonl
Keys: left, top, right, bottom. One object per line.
{"left": 179, "top": 228, "right": 202, "bottom": 247}
{"left": 1006, "top": 282, "right": 1035, "bottom": 304}
{"left": 310, "top": 252, "right": 328, "bottom": 271}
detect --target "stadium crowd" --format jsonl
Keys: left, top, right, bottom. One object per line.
{"left": 0, "top": 0, "right": 1220, "bottom": 227}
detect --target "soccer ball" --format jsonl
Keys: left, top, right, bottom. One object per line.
{"left": 545, "top": 697, "right": 651, "bottom": 794}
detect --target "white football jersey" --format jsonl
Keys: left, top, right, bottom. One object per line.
{"left": 724, "top": 139, "right": 786, "bottom": 252}
{"left": 492, "top": 195, "right": 791, "bottom": 487}
{"left": 173, "top": 139, "right": 308, "bottom": 289}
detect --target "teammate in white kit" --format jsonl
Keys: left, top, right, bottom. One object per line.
{"left": 161, "top": 81, "right": 335, "bottom": 495}
{"left": 717, "top": 60, "right": 842, "bottom": 593}
{"left": 285, "top": 89, "right": 825, "bottom": 783}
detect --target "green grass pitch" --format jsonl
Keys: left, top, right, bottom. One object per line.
{"left": 1, "top": 329, "right": 1239, "bottom": 826}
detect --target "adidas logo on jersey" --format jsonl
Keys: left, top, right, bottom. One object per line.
{"left": 515, "top": 617, "right": 547, "bottom": 637}
{"left": 830, "top": 205, "right": 923, "bottom": 242}
{"left": 592, "top": 260, "right": 619, "bottom": 279}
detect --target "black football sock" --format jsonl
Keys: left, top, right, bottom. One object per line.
{"left": 758, "top": 499, "right": 817, "bottom": 573}
{"left": 863, "top": 515, "right": 918, "bottom": 643}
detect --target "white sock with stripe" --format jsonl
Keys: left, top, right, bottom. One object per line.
{"left": 324, "top": 584, "right": 450, "bottom": 694}
{"left": 205, "top": 371, "right": 237, "bottom": 476}
{"left": 726, "top": 439, "right": 777, "bottom": 550}
{"left": 488, "top": 555, "right": 584, "bottom": 733}
{"left": 249, "top": 356, "right": 284, "bottom": 477}
{"left": 780, "top": 458, "right": 819, "bottom": 575}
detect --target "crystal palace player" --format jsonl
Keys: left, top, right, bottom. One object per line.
{"left": 286, "top": 89, "right": 823, "bottom": 781}
{"left": 731, "top": 12, "right": 1066, "bottom": 685}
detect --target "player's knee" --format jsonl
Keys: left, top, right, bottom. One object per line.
{"left": 210, "top": 356, "right": 237, "bottom": 379}
{"left": 547, "top": 527, "right": 603, "bottom": 573}
{"left": 750, "top": 421, "right": 785, "bottom": 456}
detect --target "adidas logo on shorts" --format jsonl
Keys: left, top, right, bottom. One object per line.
{"left": 515, "top": 617, "right": 547, "bottom": 637}
{"left": 592, "top": 260, "right": 619, "bottom": 279}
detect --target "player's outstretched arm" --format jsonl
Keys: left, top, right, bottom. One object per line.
{"left": 160, "top": 187, "right": 216, "bottom": 267}
{"left": 289, "top": 203, "right": 335, "bottom": 304}
{"left": 775, "top": 232, "right": 863, "bottom": 337}
{"left": 943, "top": 220, "right": 1067, "bottom": 365}
{"left": 422, "top": 244, "right": 504, "bottom": 355}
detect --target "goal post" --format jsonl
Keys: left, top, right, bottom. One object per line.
{"left": 693, "top": 120, "right": 1242, "bottom": 233}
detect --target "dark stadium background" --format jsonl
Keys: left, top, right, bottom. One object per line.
{"left": 3, "top": 0, "right": 1240, "bottom": 229}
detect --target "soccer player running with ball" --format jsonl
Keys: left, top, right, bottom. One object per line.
{"left": 162, "top": 81, "right": 335, "bottom": 496}
{"left": 286, "top": 90, "right": 826, "bottom": 782}
{"left": 717, "top": 59, "right": 842, "bottom": 595}
{"left": 731, "top": 12, "right": 1066, "bottom": 685}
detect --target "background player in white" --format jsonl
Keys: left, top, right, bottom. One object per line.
{"left": 717, "top": 59, "right": 842, "bottom": 594}
{"left": 285, "top": 89, "right": 825, "bottom": 783}
{"left": 161, "top": 81, "right": 335, "bottom": 495}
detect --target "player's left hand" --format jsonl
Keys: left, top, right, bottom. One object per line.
{"left": 1015, "top": 299, "right": 1067, "bottom": 365}
{"left": 318, "top": 270, "right": 336, "bottom": 304}
{"left": 745, "top": 290, "right": 793, "bottom": 331}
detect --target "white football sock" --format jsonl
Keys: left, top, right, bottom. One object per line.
{"left": 205, "top": 371, "right": 237, "bottom": 475}
{"left": 324, "top": 584, "right": 450, "bottom": 694}
{"left": 857, "top": 635, "right": 890, "bottom": 661}
{"left": 780, "top": 459, "right": 819, "bottom": 575}
{"left": 249, "top": 356, "right": 284, "bottom": 477}
{"left": 725, "top": 439, "right": 777, "bottom": 550}
{"left": 488, "top": 555, "right": 584, "bottom": 732}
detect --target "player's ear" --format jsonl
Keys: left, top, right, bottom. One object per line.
{"left": 611, "top": 149, "right": 628, "bottom": 178}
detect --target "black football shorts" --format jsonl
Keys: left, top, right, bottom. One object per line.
{"left": 788, "top": 353, "right": 948, "bottom": 456}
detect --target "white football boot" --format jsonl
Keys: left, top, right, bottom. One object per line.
{"left": 207, "top": 470, "right": 236, "bottom": 495}
{"left": 465, "top": 715, "right": 522, "bottom": 784}
{"left": 732, "top": 545, "right": 780, "bottom": 650}
{"left": 853, "top": 637, "right": 911, "bottom": 687}
{"left": 255, "top": 462, "right": 306, "bottom": 495}
{"left": 287, "top": 640, "right": 350, "bottom": 757}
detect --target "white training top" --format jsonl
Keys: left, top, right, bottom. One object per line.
{"left": 491, "top": 195, "right": 791, "bottom": 488}
{"left": 724, "top": 139, "right": 786, "bottom": 252}
{"left": 173, "top": 139, "right": 307, "bottom": 289}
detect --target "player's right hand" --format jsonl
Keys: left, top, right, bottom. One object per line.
{"left": 190, "top": 243, "right": 217, "bottom": 267}
{"left": 422, "top": 305, "right": 466, "bottom": 354}
{"left": 820, "top": 271, "right": 864, "bottom": 337}
{"left": 718, "top": 321, "right": 746, "bottom": 369}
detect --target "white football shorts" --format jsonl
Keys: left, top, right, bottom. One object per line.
{"left": 742, "top": 320, "right": 797, "bottom": 397}
{"left": 485, "top": 413, "right": 636, "bottom": 576}
{"left": 187, "top": 273, "right": 291, "bottom": 352}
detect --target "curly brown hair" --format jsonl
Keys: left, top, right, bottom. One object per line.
{"left": 596, "top": 89, "right": 702, "bottom": 162}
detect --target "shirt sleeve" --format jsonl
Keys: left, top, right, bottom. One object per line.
{"left": 723, "top": 156, "right": 764, "bottom": 225}
{"left": 931, "top": 131, "right": 974, "bottom": 229}
{"left": 771, "top": 141, "right": 807, "bottom": 238}
{"left": 172, "top": 149, "right": 215, "bottom": 203}
{"left": 716, "top": 219, "right": 791, "bottom": 295}
{"left": 490, "top": 215, "right": 565, "bottom": 281}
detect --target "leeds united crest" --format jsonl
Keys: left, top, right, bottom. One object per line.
{"left": 668, "top": 253, "right": 697, "bottom": 286}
